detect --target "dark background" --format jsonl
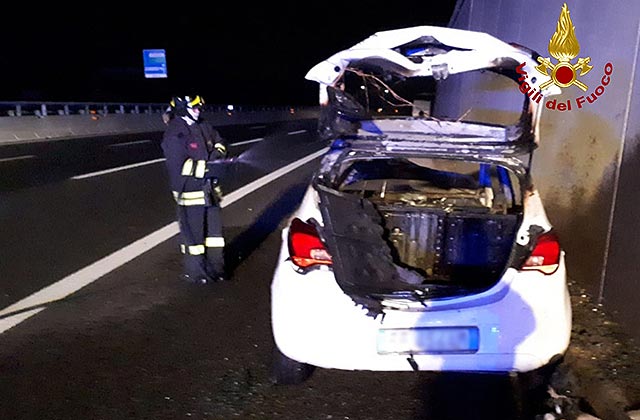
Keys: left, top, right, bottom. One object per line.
{"left": 2, "top": 2, "right": 457, "bottom": 106}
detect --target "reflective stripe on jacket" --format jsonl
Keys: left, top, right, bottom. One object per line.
{"left": 181, "top": 158, "right": 207, "bottom": 178}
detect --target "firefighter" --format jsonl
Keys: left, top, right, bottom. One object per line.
{"left": 161, "top": 95, "right": 228, "bottom": 284}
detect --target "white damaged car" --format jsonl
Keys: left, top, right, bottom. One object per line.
{"left": 270, "top": 26, "right": 570, "bottom": 386}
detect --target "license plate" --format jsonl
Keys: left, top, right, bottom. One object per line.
{"left": 377, "top": 327, "right": 479, "bottom": 354}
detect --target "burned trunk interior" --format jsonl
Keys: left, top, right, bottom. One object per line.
{"left": 380, "top": 207, "right": 518, "bottom": 285}
{"left": 317, "top": 156, "right": 523, "bottom": 301}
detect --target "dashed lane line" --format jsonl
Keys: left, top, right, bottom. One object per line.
{"left": 0, "top": 154, "right": 36, "bottom": 163}
{"left": 72, "top": 158, "right": 166, "bottom": 179}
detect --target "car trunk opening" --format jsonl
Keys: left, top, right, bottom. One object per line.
{"left": 302, "top": 26, "right": 559, "bottom": 316}
{"left": 315, "top": 155, "right": 525, "bottom": 314}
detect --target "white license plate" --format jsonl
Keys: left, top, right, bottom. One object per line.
{"left": 377, "top": 327, "right": 479, "bottom": 354}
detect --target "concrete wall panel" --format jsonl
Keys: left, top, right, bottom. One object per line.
{"left": 450, "top": 0, "right": 640, "bottom": 339}
{"left": 601, "top": 21, "right": 640, "bottom": 337}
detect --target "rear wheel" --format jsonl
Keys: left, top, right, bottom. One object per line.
{"left": 270, "top": 345, "right": 316, "bottom": 385}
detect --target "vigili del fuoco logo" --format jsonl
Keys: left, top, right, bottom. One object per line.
{"left": 516, "top": 3, "right": 613, "bottom": 112}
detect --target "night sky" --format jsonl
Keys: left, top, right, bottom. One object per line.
{"left": 3, "top": 3, "right": 457, "bottom": 107}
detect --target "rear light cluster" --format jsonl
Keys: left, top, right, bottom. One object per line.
{"left": 287, "top": 218, "right": 332, "bottom": 270}
{"left": 520, "top": 231, "right": 561, "bottom": 275}
{"left": 288, "top": 218, "right": 560, "bottom": 275}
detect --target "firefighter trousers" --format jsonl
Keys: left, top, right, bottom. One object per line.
{"left": 176, "top": 203, "right": 225, "bottom": 280}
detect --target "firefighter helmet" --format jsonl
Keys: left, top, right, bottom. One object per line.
{"left": 170, "top": 95, "right": 204, "bottom": 119}
{"left": 170, "top": 95, "right": 204, "bottom": 109}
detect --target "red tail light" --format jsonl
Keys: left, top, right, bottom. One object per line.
{"left": 287, "top": 218, "right": 332, "bottom": 269}
{"left": 521, "top": 231, "right": 561, "bottom": 274}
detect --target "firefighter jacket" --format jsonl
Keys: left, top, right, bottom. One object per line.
{"left": 161, "top": 117, "right": 228, "bottom": 205}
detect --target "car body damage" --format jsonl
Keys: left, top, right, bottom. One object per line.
{"left": 302, "top": 26, "right": 561, "bottom": 317}
{"left": 305, "top": 25, "right": 560, "bottom": 149}
{"left": 270, "top": 26, "right": 571, "bottom": 381}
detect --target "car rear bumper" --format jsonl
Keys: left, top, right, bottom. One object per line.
{"left": 271, "top": 243, "right": 571, "bottom": 373}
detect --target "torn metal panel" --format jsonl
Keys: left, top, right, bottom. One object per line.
{"left": 515, "top": 187, "right": 552, "bottom": 247}
{"left": 306, "top": 25, "right": 561, "bottom": 150}
{"left": 354, "top": 119, "right": 535, "bottom": 160}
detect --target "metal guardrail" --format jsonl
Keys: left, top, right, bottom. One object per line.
{"left": 0, "top": 102, "right": 320, "bottom": 146}
{"left": 0, "top": 101, "right": 298, "bottom": 118}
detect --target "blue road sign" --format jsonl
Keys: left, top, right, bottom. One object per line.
{"left": 143, "top": 49, "right": 168, "bottom": 79}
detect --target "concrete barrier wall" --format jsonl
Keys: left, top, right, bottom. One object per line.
{"left": 0, "top": 107, "right": 320, "bottom": 146}
{"left": 450, "top": 0, "right": 640, "bottom": 339}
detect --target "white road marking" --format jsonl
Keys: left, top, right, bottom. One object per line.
{"left": 108, "top": 140, "right": 152, "bottom": 148}
{"left": 0, "top": 154, "right": 36, "bottom": 163}
{"left": 249, "top": 125, "right": 266, "bottom": 129}
{"left": 0, "top": 223, "right": 178, "bottom": 333}
{"left": 0, "top": 308, "right": 45, "bottom": 333}
{"left": 287, "top": 130, "right": 306, "bottom": 135}
{"left": 72, "top": 137, "right": 264, "bottom": 180}
{"left": 220, "top": 147, "right": 328, "bottom": 207}
{"left": 71, "top": 158, "right": 166, "bottom": 179}
{"left": 230, "top": 137, "right": 264, "bottom": 146}
{"left": 0, "top": 147, "right": 329, "bottom": 334}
